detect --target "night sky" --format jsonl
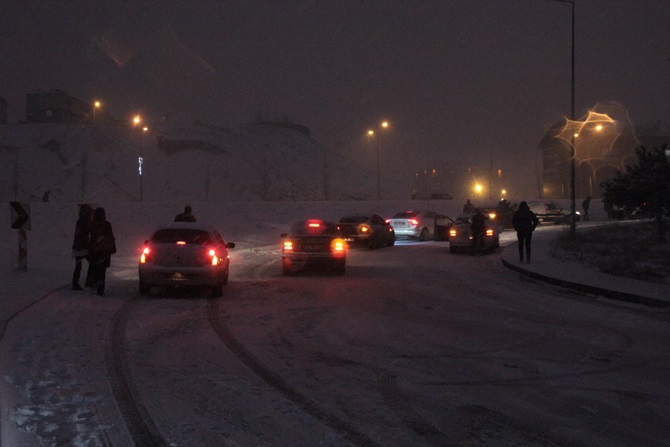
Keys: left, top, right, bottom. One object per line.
{"left": 1, "top": 0, "right": 668, "bottom": 198}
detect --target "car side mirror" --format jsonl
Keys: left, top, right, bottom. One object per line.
{"left": 227, "top": 242, "right": 235, "bottom": 249}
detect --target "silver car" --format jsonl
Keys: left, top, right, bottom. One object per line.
{"left": 138, "top": 222, "right": 235, "bottom": 297}
{"left": 387, "top": 210, "right": 453, "bottom": 241}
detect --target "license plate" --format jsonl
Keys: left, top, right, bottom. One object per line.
{"left": 304, "top": 244, "right": 323, "bottom": 251}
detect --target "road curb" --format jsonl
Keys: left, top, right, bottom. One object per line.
{"left": 501, "top": 257, "right": 670, "bottom": 309}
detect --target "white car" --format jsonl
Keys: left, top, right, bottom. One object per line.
{"left": 448, "top": 212, "right": 502, "bottom": 254}
{"left": 387, "top": 210, "right": 454, "bottom": 241}
{"left": 138, "top": 222, "right": 235, "bottom": 297}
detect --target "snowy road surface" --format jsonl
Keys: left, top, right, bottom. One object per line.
{"left": 1, "top": 202, "right": 669, "bottom": 446}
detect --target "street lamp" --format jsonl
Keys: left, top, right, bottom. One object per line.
{"left": 367, "top": 120, "right": 390, "bottom": 201}
{"left": 92, "top": 100, "right": 101, "bottom": 124}
{"left": 132, "top": 115, "right": 145, "bottom": 201}
{"left": 553, "top": 0, "right": 576, "bottom": 236}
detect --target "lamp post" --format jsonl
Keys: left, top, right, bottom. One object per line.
{"left": 554, "top": 0, "right": 576, "bottom": 236}
{"left": 92, "top": 100, "right": 101, "bottom": 124}
{"left": 367, "top": 120, "right": 389, "bottom": 201}
{"left": 132, "top": 115, "right": 144, "bottom": 201}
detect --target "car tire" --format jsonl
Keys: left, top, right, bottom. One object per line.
{"left": 139, "top": 281, "right": 151, "bottom": 296}
{"left": 335, "top": 260, "right": 346, "bottom": 275}
{"left": 419, "top": 228, "right": 429, "bottom": 241}
{"left": 449, "top": 245, "right": 459, "bottom": 254}
{"left": 387, "top": 237, "right": 395, "bottom": 247}
{"left": 282, "top": 258, "right": 292, "bottom": 276}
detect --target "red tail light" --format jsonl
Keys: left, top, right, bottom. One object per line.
{"left": 140, "top": 246, "right": 150, "bottom": 263}
{"left": 283, "top": 240, "right": 294, "bottom": 252}
{"left": 449, "top": 229, "right": 457, "bottom": 238}
{"left": 409, "top": 219, "right": 419, "bottom": 226}
{"left": 331, "top": 239, "right": 346, "bottom": 253}
{"left": 208, "top": 248, "right": 219, "bottom": 265}
{"left": 486, "top": 229, "right": 494, "bottom": 237}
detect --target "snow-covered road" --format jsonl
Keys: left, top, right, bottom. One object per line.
{"left": 1, "top": 201, "right": 669, "bottom": 446}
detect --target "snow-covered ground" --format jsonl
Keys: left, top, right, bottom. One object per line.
{"left": 2, "top": 122, "right": 669, "bottom": 446}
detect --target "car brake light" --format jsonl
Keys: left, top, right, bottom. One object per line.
{"left": 449, "top": 229, "right": 457, "bottom": 237}
{"left": 176, "top": 240, "right": 186, "bottom": 245}
{"left": 409, "top": 219, "right": 419, "bottom": 226}
{"left": 140, "top": 246, "right": 150, "bottom": 263}
{"left": 486, "top": 229, "right": 494, "bottom": 236}
{"left": 488, "top": 213, "right": 496, "bottom": 220}
{"left": 208, "top": 248, "right": 219, "bottom": 265}
{"left": 360, "top": 225, "right": 370, "bottom": 233}
{"left": 283, "top": 241, "right": 293, "bottom": 252}
{"left": 332, "top": 239, "right": 346, "bottom": 253}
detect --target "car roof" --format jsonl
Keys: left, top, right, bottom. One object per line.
{"left": 154, "top": 221, "right": 221, "bottom": 233}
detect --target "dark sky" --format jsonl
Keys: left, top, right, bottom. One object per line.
{"left": 1, "top": 0, "right": 668, "bottom": 199}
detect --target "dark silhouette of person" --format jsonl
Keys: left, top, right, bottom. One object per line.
{"left": 582, "top": 196, "right": 591, "bottom": 221}
{"left": 463, "top": 199, "right": 475, "bottom": 215}
{"left": 470, "top": 208, "right": 486, "bottom": 252}
{"left": 175, "top": 205, "right": 196, "bottom": 222}
{"left": 88, "top": 207, "right": 116, "bottom": 296}
{"left": 513, "top": 201, "right": 539, "bottom": 263}
{"left": 71, "top": 204, "right": 92, "bottom": 290}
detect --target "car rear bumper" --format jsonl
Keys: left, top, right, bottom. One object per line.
{"left": 139, "top": 265, "right": 227, "bottom": 287}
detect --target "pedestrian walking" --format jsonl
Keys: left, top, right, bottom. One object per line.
{"left": 470, "top": 208, "right": 486, "bottom": 253}
{"left": 88, "top": 207, "right": 116, "bottom": 296}
{"left": 512, "top": 201, "right": 539, "bottom": 264}
{"left": 71, "top": 204, "right": 92, "bottom": 290}
{"left": 175, "top": 205, "right": 196, "bottom": 222}
{"left": 581, "top": 196, "right": 591, "bottom": 221}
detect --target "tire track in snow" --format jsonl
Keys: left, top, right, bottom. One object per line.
{"left": 206, "top": 298, "right": 381, "bottom": 447}
{"left": 106, "top": 298, "right": 168, "bottom": 447}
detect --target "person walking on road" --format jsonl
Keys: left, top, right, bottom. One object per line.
{"left": 71, "top": 204, "right": 92, "bottom": 290}
{"left": 582, "top": 196, "right": 591, "bottom": 221}
{"left": 512, "top": 201, "right": 539, "bottom": 264}
{"left": 88, "top": 207, "right": 116, "bottom": 296}
{"left": 175, "top": 205, "right": 196, "bottom": 222}
{"left": 470, "top": 208, "right": 486, "bottom": 253}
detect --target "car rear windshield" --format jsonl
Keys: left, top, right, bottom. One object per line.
{"left": 340, "top": 216, "right": 368, "bottom": 224}
{"left": 152, "top": 229, "right": 212, "bottom": 245}
{"left": 392, "top": 212, "right": 417, "bottom": 218}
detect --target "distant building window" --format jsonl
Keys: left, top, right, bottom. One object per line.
{"left": 46, "top": 110, "right": 53, "bottom": 117}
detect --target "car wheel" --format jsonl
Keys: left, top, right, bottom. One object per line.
{"left": 449, "top": 245, "right": 458, "bottom": 254}
{"left": 419, "top": 228, "right": 429, "bottom": 241}
{"left": 139, "top": 281, "right": 151, "bottom": 296}
{"left": 387, "top": 237, "right": 395, "bottom": 246}
{"left": 282, "top": 258, "right": 292, "bottom": 275}
{"left": 222, "top": 268, "right": 229, "bottom": 285}
{"left": 335, "top": 260, "right": 346, "bottom": 275}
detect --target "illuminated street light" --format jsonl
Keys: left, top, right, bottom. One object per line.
{"left": 366, "top": 120, "right": 390, "bottom": 201}
{"left": 92, "top": 100, "right": 101, "bottom": 123}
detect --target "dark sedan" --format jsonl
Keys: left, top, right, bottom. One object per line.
{"left": 338, "top": 214, "right": 395, "bottom": 249}
{"left": 281, "top": 219, "right": 347, "bottom": 275}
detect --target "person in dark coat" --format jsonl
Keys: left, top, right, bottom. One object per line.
{"left": 71, "top": 204, "right": 92, "bottom": 290}
{"left": 470, "top": 208, "right": 487, "bottom": 252}
{"left": 581, "top": 196, "right": 591, "bottom": 221}
{"left": 175, "top": 205, "right": 196, "bottom": 222}
{"left": 512, "top": 201, "right": 539, "bottom": 263}
{"left": 88, "top": 207, "right": 116, "bottom": 296}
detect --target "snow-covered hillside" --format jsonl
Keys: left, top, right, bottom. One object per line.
{"left": 0, "top": 121, "right": 380, "bottom": 203}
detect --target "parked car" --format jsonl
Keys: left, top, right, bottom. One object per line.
{"left": 281, "top": 219, "right": 347, "bottom": 275}
{"left": 386, "top": 210, "right": 454, "bottom": 241}
{"left": 448, "top": 213, "right": 502, "bottom": 253}
{"left": 138, "top": 222, "right": 235, "bottom": 297}
{"left": 527, "top": 201, "right": 580, "bottom": 225}
{"left": 338, "top": 214, "right": 395, "bottom": 249}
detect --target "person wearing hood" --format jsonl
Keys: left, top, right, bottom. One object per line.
{"left": 88, "top": 207, "right": 116, "bottom": 296}
{"left": 512, "top": 201, "right": 539, "bottom": 264}
{"left": 71, "top": 204, "right": 92, "bottom": 290}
